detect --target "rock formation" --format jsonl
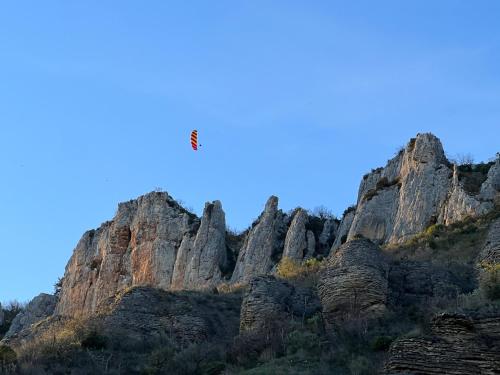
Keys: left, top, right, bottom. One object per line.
{"left": 318, "top": 239, "right": 389, "bottom": 327}
{"left": 338, "top": 133, "right": 499, "bottom": 246}
{"left": 0, "top": 303, "right": 4, "bottom": 326}
{"left": 282, "top": 209, "right": 309, "bottom": 261}
{"left": 55, "top": 192, "right": 203, "bottom": 316}
{"left": 2, "top": 293, "right": 57, "bottom": 344}
{"left": 239, "top": 275, "right": 321, "bottom": 332}
{"left": 172, "top": 201, "right": 227, "bottom": 290}
{"left": 230, "top": 197, "right": 287, "bottom": 283}
{"left": 102, "top": 287, "right": 241, "bottom": 348}
{"left": 384, "top": 313, "right": 500, "bottom": 374}
{"left": 479, "top": 217, "right": 500, "bottom": 264}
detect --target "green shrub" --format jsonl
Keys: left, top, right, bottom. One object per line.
{"left": 370, "top": 336, "right": 393, "bottom": 351}
{"left": 286, "top": 330, "right": 320, "bottom": 356}
{"left": 348, "top": 355, "right": 372, "bottom": 375}
{"left": 80, "top": 330, "right": 108, "bottom": 350}
{"left": 0, "top": 345, "right": 16, "bottom": 364}
{"left": 480, "top": 262, "right": 500, "bottom": 301}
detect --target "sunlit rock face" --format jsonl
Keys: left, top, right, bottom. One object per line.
{"left": 55, "top": 192, "right": 228, "bottom": 316}
{"left": 340, "top": 133, "right": 499, "bottom": 246}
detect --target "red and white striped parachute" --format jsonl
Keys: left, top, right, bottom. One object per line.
{"left": 190, "top": 130, "right": 198, "bottom": 151}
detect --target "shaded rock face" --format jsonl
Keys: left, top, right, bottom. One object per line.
{"left": 103, "top": 287, "right": 241, "bottom": 348}
{"left": 2, "top": 293, "right": 57, "bottom": 344}
{"left": 331, "top": 209, "right": 355, "bottom": 251}
{"left": 479, "top": 218, "right": 500, "bottom": 264}
{"left": 342, "top": 133, "right": 499, "bottom": 246}
{"left": 231, "top": 197, "right": 287, "bottom": 283}
{"left": 387, "top": 261, "right": 466, "bottom": 311}
{"left": 318, "top": 239, "right": 389, "bottom": 327}
{"left": 384, "top": 313, "right": 500, "bottom": 374}
{"left": 0, "top": 303, "right": 3, "bottom": 326}
{"left": 239, "top": 276, "right": 321, "bottom": 332}
{"left": 56, "top": 192, "right": 228, "bottom": 316}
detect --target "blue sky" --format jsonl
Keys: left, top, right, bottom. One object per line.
{"left": 1, "top": 1, "right": 499, "bottom": 304}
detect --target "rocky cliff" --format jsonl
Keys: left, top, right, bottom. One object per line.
{"left": 55, "top": 192, "right": 336, "bottom": 317}
{"left": 334, "top": 133, "right": 500, "bottom": 248}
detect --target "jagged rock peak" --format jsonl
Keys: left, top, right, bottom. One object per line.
{"left": 336, "top": 133, "right": 499, "bottom": 247}
{"left": 231, "top": 196, "right": 287, "bottom": 283}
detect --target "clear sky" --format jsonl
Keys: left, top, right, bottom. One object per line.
{"left": 1, "top": 1, "right": 499, "bottom": 304}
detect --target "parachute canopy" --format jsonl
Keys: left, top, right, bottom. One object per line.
{"left": 190, "top": 130, "right": 198, "bottom": 151}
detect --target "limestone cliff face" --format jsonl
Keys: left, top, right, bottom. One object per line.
{"left": 342, "top": 133, "right": 499, "bottom": 245}
{"left": 172, "top": 201, "right": 227, "bottom": 290}
{"left": 230, "top": 196, "right": 288, "bottom": 283}
{"left": 56, "top": 192, "right": 227, "bottom": 316}
{"left": 282, "top": 209, "right": 312, "bottom": 261}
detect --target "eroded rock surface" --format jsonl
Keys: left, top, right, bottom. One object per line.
{"left": 318, "top": 239, "right": 389, "bottom": 327}
{"left": 240, "top": 275, "right": 321, "bottom": 332}
{"left": 341, "top": 134, "right": 499, "bottom": 246}
{"left": 103, "top": 287, "right": 241, "bottom": 347}
{"left": 2, "top": 293, "right": 57, "bottom": 344}
{"left": 231, "top": 197, "right": 287, "bottom": 283}
{"left": 384, "top": 313, "right": 500, "bottom": 374}
{"left": 479, "top": 218, "right": 500, "bottom": 264}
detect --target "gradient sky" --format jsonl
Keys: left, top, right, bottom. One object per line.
{"left": 1, "top": 1, "right": 499, "bottom": 304}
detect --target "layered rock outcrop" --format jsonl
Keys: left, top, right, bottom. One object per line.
{"left": 2, "top": 293, "right": 57, "bottom": 345}
{"left": 384, "top": 313, "right": 500, "bottom": 374}
{"left": 318, "top": 239, "right": 389, "bottom": 326}
{"left": 102, "top": 287, "right": 241, "bottom": 348}
{"left": 239, "top": 275, "right": 321, "bottom": 332}
{"left": 338, "top": 133, "right": 499, "bottom": 246}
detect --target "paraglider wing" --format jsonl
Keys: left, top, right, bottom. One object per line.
{"left": 190, "top": 130, "right": 198, "bottom": 151}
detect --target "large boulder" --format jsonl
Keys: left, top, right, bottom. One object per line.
{"left": 239, "top": 275, "right": 321, "bottom": 332}
{"left": 318, "top": 239, "right": 389, "bottom": 327}
{"left": 384, "top": 313, "right": 500, "bottom": 374}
